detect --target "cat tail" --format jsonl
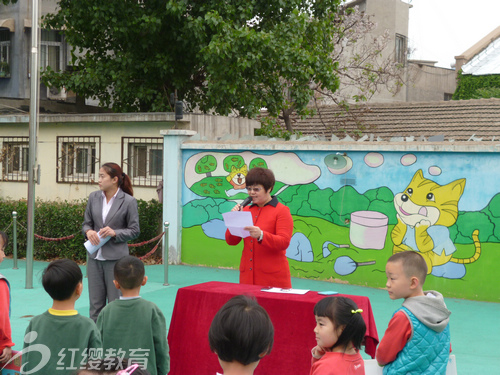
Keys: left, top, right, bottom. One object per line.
{"left": 451, "top": 229, "right": 481, "bottom": 264}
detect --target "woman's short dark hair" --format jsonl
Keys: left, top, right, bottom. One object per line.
{"left": 101, "top": 162, "right": 134, "bottom": 197}
{"left": 114, "top": 256, "right": 145, "bottom": 290}
{"left": 314, "top": 296, "right": 366, "bottom": 351}
{"left": 245, "top": 168, "right": 275, "bottom": 192}
{"left": 42, "top": 259, "right": 83, "bottom": 301}
{"left": 208, "top": 295, "right": 274, "bottom": 366}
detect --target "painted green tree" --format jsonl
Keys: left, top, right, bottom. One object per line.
{"left": 223, "top": 155, "right": 245, "bottom": 173}
{"left": 195, "top": 155, "right": 217, "bottom": 177}
{"left": 249, "top": 158, "right": 267, "bottom": 169}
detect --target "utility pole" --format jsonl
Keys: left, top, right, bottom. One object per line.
{"left": 26, "top": 0, "right": 40, "bottom": 289}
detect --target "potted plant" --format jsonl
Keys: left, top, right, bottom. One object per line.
{"left": 0, "top": 61, "right": 10, "bottom": 77}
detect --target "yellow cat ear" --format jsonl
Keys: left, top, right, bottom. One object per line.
{"left": 410, "top": 169, "right": 425, "bottom": 185}
{"left": 226, "top": 165, "right": 237, "bottom": 182}
{"left": 447, "top": 178, "right": 466, "bottom": 198}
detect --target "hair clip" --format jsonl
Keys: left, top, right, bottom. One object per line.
{"left": 117, "top": 364, "right": 139, "bottom": 375}
{"left": 351, "top": 309, "right": 363, "bottom": 314}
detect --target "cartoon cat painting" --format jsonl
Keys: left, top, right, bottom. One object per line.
{"left": 226, "top": 165, "right": 248, "bottom": 189}
{"left": 391, "top": 170, "right": 481, "bottom": 279}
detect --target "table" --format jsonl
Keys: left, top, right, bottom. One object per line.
{"left": 167, "top": 282, "right": 378, "bottom": 375}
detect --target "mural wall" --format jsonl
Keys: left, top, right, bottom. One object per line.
{"left": 181, "top": 149, "right": 500, "bottom": 302}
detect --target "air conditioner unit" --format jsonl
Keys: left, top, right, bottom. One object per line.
{"left": 47, "top": 86, "right": 67, "bottom": 101}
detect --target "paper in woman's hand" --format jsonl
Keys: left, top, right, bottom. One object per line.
{"left": 84, "top": 233, "right": 111, "bottom": 255}
{"left": 222, "top": 211, "right": 253, "bottom": 238}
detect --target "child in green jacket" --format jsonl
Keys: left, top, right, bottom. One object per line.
{"left": 97, "top": 256, "right": 169, "bottom": 375}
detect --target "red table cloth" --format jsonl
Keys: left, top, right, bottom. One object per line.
{"left": 167, "top": 281, "right": 379, "bottom": 375}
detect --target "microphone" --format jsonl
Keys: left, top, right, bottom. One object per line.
{"left": 239, "top": 196, "right": 252, "bottom": 211}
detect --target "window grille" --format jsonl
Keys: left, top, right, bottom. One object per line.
{"left": 57, "top": 136, "right": 100, "bottom": 183}
{"left": 121, "top": 137, "right": 163, "bottom": 187}
{"left": 0, "top": 137, "right": 29, "bottom": 182}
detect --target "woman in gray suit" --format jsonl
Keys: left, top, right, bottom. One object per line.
{"left": 83, "top": 162, "right": 140, "bottom": 321}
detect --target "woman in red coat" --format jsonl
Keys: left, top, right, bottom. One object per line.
{"left": 225, "top": 167, "right": 294, "bottom": 288}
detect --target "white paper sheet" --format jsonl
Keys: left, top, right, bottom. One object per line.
{"left": 222, "top": 211, "right": 253, "bottom": 238}
{"left": 261, "top": 287, "right": 310, "bottom": 295}
{"left": 84, "top": 233, "right": 111, "bottom": 255}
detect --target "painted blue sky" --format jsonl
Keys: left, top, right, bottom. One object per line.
{"left": 301, "top": 151, "right": 495, "bottom": 212}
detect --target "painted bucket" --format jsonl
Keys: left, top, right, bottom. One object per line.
{"left": 349, "top": 211, "right": 389, "bottom": 250}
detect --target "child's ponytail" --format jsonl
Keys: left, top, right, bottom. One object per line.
{"left": 337, "top": 308, "right": 366, "bottom": 351}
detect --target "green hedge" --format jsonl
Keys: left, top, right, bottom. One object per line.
{"left": 453, "top": 70, "right": 500, "bottom": 100}
{"left": 0, "top": 198, "right": 162, "bottom": 262}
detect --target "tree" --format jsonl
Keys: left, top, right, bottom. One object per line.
{"left": 249, "top": 158, "right": 267, "bottom": 169}
{"left": 265, "top": 5, "right": 410, "bottom": 137}
{"left": 0, "top": 0, "right": 18, "bottom": 5}
{"left": 223, "top": 155, "right": 245, "bottom": 173}
{"left": 472, "top": 87, "right": 500, "bottom": 99}
{"left": 195, "top": 155, "right": 217, "bottom": 177}
{"left": 42, "top": 0, "right": 342, "bottom": 120}
{"left": 319, "top": 6, "right": 407, "bottom": 106}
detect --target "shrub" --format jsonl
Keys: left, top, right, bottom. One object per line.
{"left": 453, "top": 71, "right": 500, "bottom": 100}
{"left": 0, "top": 198, "right": 162, "bottom": 262}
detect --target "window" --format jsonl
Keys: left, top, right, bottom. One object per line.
{"left": 0, "top": 137, "right": 30, "bottom": 182}
{"left": 444, "top": 93, "right": 453, "bottom": 101}
{"left": 57, "top": 136, "right": 100, "bottom": 183}
{"left": 395, "top": 34, "right": 407, "bottom": 66}
{"left": 122, "top": 137, "right": 163, "bottom": 187}
{"left": 41, "top": 30, "right": 63, "bottom": 71}
{"left": 0, "top": 29, "right": 10, "bottom": 78}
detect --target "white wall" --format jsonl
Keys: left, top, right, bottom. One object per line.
{"left": 0, "top": 113, "right": 260, "bottom": 202}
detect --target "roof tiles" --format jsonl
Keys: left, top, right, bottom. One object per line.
{"left": 277, "top": 99, "right": 500, "bottom": 142}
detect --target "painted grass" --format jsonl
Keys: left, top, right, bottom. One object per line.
{"left": 182, "top": 215, "right": 499, "bottom": 302}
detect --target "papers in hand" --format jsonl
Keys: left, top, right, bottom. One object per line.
{"left": 222, "top": 211, "right": 253, "bottom": 238}
{"left": 261, "top": 287, "right": 310, "bottom": 295}
{"left": 84, "top": 233, "right": 111, "bottom": 255}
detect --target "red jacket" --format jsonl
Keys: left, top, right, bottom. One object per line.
{"left": 310, "top": 351, "right": 364, "bottom": 375}
{"left": 0, "top": 277, "right": 14, "bottom": 351}
{"left": 225, "top": 197, "right": 293, "bottom": 288}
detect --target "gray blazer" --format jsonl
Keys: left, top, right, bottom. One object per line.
{"left": 82, "top": 189, "right": 140, "bottom": 260}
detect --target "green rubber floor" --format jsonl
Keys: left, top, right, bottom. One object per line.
{"left": 1, "top": 258, "right": 498, "bottom": 374}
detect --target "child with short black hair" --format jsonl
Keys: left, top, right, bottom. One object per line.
{"left": 0, "top": 231, "right": 14, "bottom": 365}
{"left": 97, "top": 256, "right": 169, "bottom": 375}
{"left": 376, "top": 251, "right": 451, "bottom": 374}
{"left": 22, "top": 259, "right": 102, "bottom": 374}
{"left": 208, "top": 295, "right": 274, "bottom": 375}
{"left": 310, "top": 296, "right": 366, "bottom": 375}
